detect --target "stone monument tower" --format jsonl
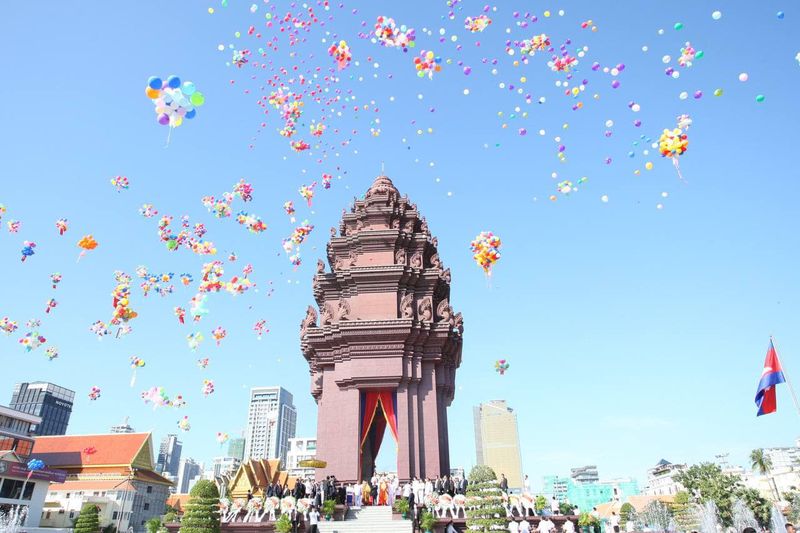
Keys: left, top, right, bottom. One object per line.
{"left": 300, "top": 175, "right": 463, "bottom": 483}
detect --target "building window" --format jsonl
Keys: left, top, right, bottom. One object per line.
{"left": 147, "top": 486, "right": 152, "bottom": 494}
{"left": 144, "top": 503, "right": 150, "bottom": 511}
{"left": 69, "top": 511, "right": 75, "bottom": 518}
{"left": 112, "top": 512, "right": 118, "bottom": 520}
{"left": 58, "top": 510, "right": 65, "bottom": 514}
{"left": 46, "top": 512, "right": 51, "bottom": 519}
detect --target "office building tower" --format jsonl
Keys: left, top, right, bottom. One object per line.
{"left": 156, "top": 434, "right": 182, "bottom": 477}
{"left": 244, "top": 386, "right": 297, "bottom": 464}
{"left": 10, "top": 382, "right": 74, "bottom": 436}
{"left": 176, "top": 458, "right": 201, "bottom": 494}
{"left": 110, "top": 416, "right": 135, "bottom": 434}
{"left": 473, "top": 400, "right": 523, "bottom": 489}
{"left": 228, "top": 437, "right": 245, "bottom": 461}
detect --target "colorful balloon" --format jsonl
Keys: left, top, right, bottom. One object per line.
{"left": 470, "top": 232, "right": 502, "bottom": 276}
{"left": 494, "top": 359, "right": 510, "bottom": 375}
{"left": 110, "top": 176, "right": 130, "bottom": 192}
{"left": 464, "top": 15, "right": 491, "bottom": 33}
{"left": 202, "top": 379, "right": 215, "bottom": 396}
{"left": 88, "top": 386, "right": 102, "bottom": 401}
{"left": 414, "top": 50, "right": 443, "bottom": 79}
{"left": 55, "top": 218, "right": 68, "bottom": 235}
{"left": 178, "top": 416, "right": 191, "bottom": 432}
{"left": 20, "top": 241, "right": 36, "bottom": 262}
{"left": 212, "top": 326, "right": 227, "bottom": 346}
{"left": 328, "top": 40, "right": 352, "bottom": 70}
{"left": 145, "top": 75, "right": 204, "bottom": 135}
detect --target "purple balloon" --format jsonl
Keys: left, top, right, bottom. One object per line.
{"left": 158, "top": 114, "right": 170, "bottom": 125}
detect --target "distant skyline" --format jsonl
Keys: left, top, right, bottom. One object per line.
{"left": 2, "top": 0, "right": 800, "bottom": 487}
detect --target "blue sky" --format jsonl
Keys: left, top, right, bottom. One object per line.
{"left": 1, "top": 0, "right": 799, "bottom": 488}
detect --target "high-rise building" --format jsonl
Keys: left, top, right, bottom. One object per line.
{"left": 244, "top": 386, "right": 297, "bottom": 464}
{"left": 212, "top": 456, "right": 241, "bottom": 478}
{"left": 156, "top": 434, "right": 183, "bottom": 477}
{"left": 0, "top": 403, "right": 42, "bottom": 457}
{"left": 571, "top": 465, "right": 600, "bottom": 484}
{"left": 176, "top": 458, "right": 202, "bottom": 494}
{"left": 763, "top": 439, "right": 800, "bottom": 470}
{"left": 9, "top": 382, "right": 74, "bottom": 436}
{"left": 228, "top": 437, "right": 246, "bottom": 461}
{"left": 473, "top": 400, "right": 523, "bottom": 489}
{"left": 110, "top": 416, "right": 135, "bottom": 434}
{"left": 644, "top": 459, "right": 686, "bottom": 496}
{"left": 286, "top": 436, "right": 317, "bottom": 479}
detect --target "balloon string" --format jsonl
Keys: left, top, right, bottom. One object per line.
{"left": 166, "top": 125, "right": 173, "bottom": 147}
{"left": 673, "top": 158, "right": 687, "bottom": 183}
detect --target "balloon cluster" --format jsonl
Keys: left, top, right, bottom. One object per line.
{"left": 520, "top": 34, "right": 551, "bottom": 56}
{"left": 290, "top": 140, "right": 310, "bottom": 152}
{"left": 212, "top": 326, "right": 227, "bottom": 346}
{"left": 216, "top": 432, "right": 229, "bottom": 445}
{"left": 157, "top": 214, "right": 216, "bottom": 255}
{"left": 139, "top": 204, "right": 158, "bottom": 218}
{"left": 268, "top": 89, "right": 305, "bottom": 141}
{"left": 322, "top": 173, "right": 332, "bottom": 189}
{"left": 470, "top": 231, "right": 502, "bottom": 276}
{"left": 20, "top": 241, "right": 36, "bottom": 262}
{"left": 174, "top": 306, "right": 186, "bottom": 324}
{"left": 1, "top": 318, "right": 18, "bottom": 335}
{"left": 89, "top": 320, "right": 110, "bottom": 340}
{"left": 328, "top": 40, "right": 352, "bottom": 70}
{"left": 50, "top": 272, "right": 62, "bottom": 289}
{"left": 464, "top": 15, "right": 491, "bottom": 32}
{"left": 55, "top": 218, "right": 68, "bottom": 236}
{"left": 253, "top": 319, "right": 269, "bottom": 339}
{"left": 177, "top": 416, "right": 191, "bottom": 432}
{"left": 137, "top": 268, "right": 177, "bottom": 298}
{"left": 284, "top": 201, "right": 296, "bottom": 221}
{"left": 187, "top": 332, "right": 205, "bottom": 351}
{"left": 44, "top": 298, "right": 58, "bottom": 314}
{"left": 8, "top": 220, "right": 21, "bottom": 233}
{"left": 20, "top": 329, "right": 46, "bottom": 352}
{"left": 678, "top": 41, "right": 698, "bottom": 68}
{"left": 202, "top": 379, "right": 215, "bottom": 396}
{"left": 232, "top": 179, "right": 254, "bottom": 202}
{"left": 494, "top": 359, "right": 510, "bottom": 375}
{"left": 145, "top": 75, "right": 205, "bottom": 129}
{"left": 77, "top": 235, "right": 99, "bottom": 261}
{"left": 236, "top": 211, "right": 267, "bottom": 234}
{"left": 659, "top": 128, "right": 689, "bottom": 158}
{"left": 282, "top": 220, "right": 314, "bottom": 267}
{"left": 45, "top": 347, "right": 59, "bottom": 361}
{"left": 549, "top": 54, "right": 578, "bottom": 72}
{"left": 310, "top": 123, "right": 326, "bottom": 137}
{"left": 197, "top": 358, "right": 210, "bottom": 369}
{"left": 111, "top": 271, "right": 138, "bottom": 326}
{"left": 88, "top": 386, "right": 102, "bottom": 401}
{"left": 232, "top": 48, "right": 251, "bottom": 68}
{"left": 414, "top": 50, "right": 443, "bottom": 79}
{"left": 141, "top": 386, "right": 183, "bottom": 409}
{"left": 299, "top": 182, "right": 317, "bottom": 206}
{"left": 110, "top": 176, "right": 130, "bottom": 192}
{"left": 373, "top": 16, "right": 416, "bottom": 51}
{"left": 130, "top": 356, "right": 146, "bottom": 369}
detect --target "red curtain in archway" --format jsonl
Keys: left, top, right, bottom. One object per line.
{"left": 360, "top": 390, "right": 399, "bottom": 455}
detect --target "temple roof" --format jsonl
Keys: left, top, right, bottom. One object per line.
{"left": 365, "top": 175, "right": 398, "bottom": 198}
{"left": 32, "top": 432, "right": 155, "bottom": 471}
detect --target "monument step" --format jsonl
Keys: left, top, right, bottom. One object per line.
{"left": 316, "top": 506, "right": 412, "bottom": 533}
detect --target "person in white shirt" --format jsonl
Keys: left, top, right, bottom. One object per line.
{"left": 523, "top": 475, "right": 531, "bottom": 494}
{"left": 551, "top": 497, "right": 560, "bottom": 515}
{"left": 308, "top": 506, "right": 320, "bottom": 533}
{"left": 625, "top": 518, "right": 635, "bottom": 532}
{"left": 509, "top": 520, "right": 520, "bottom": 533}
{"left": 520, "top": 518, "right": 531, "bottom": 533}
{"left": 609, "top": 512, "right": 621, "bottom": 533}
{"left": 538, "top": 518, "right": 554, "bottom": 533}
{"left": 563, "top": 519, "right": 576, "bottom": 533}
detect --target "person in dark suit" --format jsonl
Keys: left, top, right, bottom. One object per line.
{"left": 460, "top": 478, "right": 468, "bottom": 495}
{"left": 266, "top": 484, "right": 275, "bottom": 497}
{"left": 290, "top": 508, "right": 301, "bottom": 533}
{"left": 435, "top": 477, "right": 443, "bottom": 495}
{"left": 499, "top": 474, "right": 508, "bottom": 493}
{"left": 293, "top": 479, "right": 304, "bottom": 499}
{"left": 446, "top": 476, "right": 455, "bottom": 496}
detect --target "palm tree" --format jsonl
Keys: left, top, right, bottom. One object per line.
{"left": 750, "top": 448, "right": 780, "bottom": 501}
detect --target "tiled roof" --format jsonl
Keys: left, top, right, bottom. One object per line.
{"left": 48, "top": 479, "right": 137, "bottom": 491}
{"left": 31, "top": 433, "right": 152, "bottom": 468}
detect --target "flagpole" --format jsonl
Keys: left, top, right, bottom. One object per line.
{"left": 771, "top": 335, "right": 800, "bottom": 417}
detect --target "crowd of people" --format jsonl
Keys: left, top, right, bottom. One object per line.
{"left": 339, "top": 473, "right": 469, "bottom": 508}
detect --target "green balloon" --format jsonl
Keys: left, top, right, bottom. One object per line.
{"left": 755, "top": 94, "right": 765, "bottom": 103}
{"left": 190, "top": 92, "right": 205, "bottom": 106}
{"left": 674, "top": 22, "right": 684, "bottom": 30}
{"left": 695, "top": 50, "right": 704, "bottom": 59}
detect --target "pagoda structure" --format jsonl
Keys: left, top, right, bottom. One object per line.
{"left": 300, "top": 175, "right": 463, "bottom": 483}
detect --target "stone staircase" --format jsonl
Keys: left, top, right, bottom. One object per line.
{"left": 317, "top": 506, "right": 413, "bottom": 533}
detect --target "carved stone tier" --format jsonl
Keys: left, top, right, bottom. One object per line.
{"left": 300, "top": 175, "right": 463, "bottom": 484}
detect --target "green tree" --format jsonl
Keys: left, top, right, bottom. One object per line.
{"left": 559, "top": 502, "right": 574, "bottom": 516}
{"left": 534, "top": 495, "right": 547, "bottom": 513}
{"left": 750, "top": 448, "right": 780, "bottom": 501}
{"left": 619, "top": 503, "right": 635, "bottom": 527}
{"left": 180, "top": 479, "right": 221, "bottom": 533}
{"left": 466, "top": 466, "right": 506, "bottom": 532}
{"left": 146, "top": 517, "right": 162, "bottom": 533}
{"left": 74, "top": 504, "right": 101, "bottom": 533}
{"left": 468, "top": 465, "right": 497, "bottom": 483}
{"left": 737, "top": 487, "right": 771, "bottom": 528}
{"left": 675, "top": 462, "right": 741, "bottom": 526}
{"left": 788, "top": 492, "right": 800, "bottom": 523}
{"left": 670, "top": 491, "right": 698, "bottom": 532}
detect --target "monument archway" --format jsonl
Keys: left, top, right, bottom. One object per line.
{"left": 300, "top": 175, "right": 463, "bottom": 483}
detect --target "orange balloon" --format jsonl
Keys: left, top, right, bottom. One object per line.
{"left": 145, "top": 87, "right": 160, "bottom": 99}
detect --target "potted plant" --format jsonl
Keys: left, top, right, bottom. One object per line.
{"left": 420, "top": 510, "right": 437, "bottom": 533}
{"left": 322, "top": 499, "right": 336, "bottom": 521}
{"left": 275, "top": 514, "right": 292, "bottom": 533}
{"left": 578, "top": 512, "right": 598, "bottom": 533}
{"left": 394, "top": 498, "right": 410, "bottom": 519}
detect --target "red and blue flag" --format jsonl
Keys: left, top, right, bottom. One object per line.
{"left": 755, "top": 339, "right": 786, "bottom": 416}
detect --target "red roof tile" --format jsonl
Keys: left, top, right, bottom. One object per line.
{"left": 32, "top": 433, "right": 152, "bottom": 468}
